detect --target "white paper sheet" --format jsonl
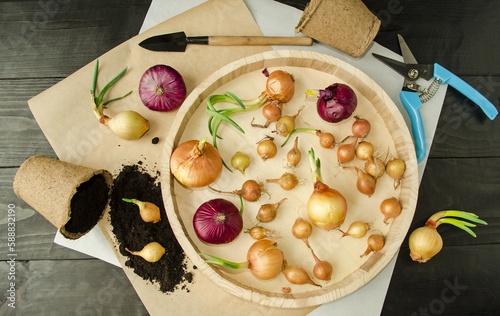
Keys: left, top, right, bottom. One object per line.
{"left": 55, "top": 0, "right": 446, "bottom": 314}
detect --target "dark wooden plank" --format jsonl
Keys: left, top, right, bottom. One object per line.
{"left": 0, "top": 78, "right": 58, "bottom": 167}
{"left": 383, "top": 244, "right": 500, "bottom": 316}
{"left": 0, "top": 259, "right": 148, "bottom": 315}
{"left": 0, "top": 0, "right": 152, "bottom": 79}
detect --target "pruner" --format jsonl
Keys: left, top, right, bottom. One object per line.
{"left": 373, "top": 35, "right": 498, "bottom": 163}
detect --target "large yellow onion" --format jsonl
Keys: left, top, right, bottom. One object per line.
{"left": 408, "top": 226, "right": 443, "bottom": 263}
{"left": 307, "top": 181, "right": 347, "bottom": 231}
{"left": 170, "top": 139, "right": 222, "bottom": 188}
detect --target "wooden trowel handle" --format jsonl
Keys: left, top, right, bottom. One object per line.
{"left": 208, "top": 36, "right": 313, "bottom": 46}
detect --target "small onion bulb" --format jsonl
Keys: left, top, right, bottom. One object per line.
{"left": 100, "top": 111, "right": 149, "bottom": 140}
{"left": 126, "top": 242, "right": 165, "bottom": 263}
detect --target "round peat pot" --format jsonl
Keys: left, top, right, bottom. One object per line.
{"left": 13, "top": 155, "right": 112, "bottom": 239}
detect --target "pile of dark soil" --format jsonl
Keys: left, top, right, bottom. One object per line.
{"left": 109, "top": 164, "right": 193, "bottom": 293}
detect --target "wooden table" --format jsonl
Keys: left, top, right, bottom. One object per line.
{"left": 1, "top": 1, "right": 499, "bottom": 315}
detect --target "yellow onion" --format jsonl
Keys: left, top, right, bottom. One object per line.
{"left": 126, "top": 241, "right": 165, "bottom": 263}
{"left": 200, "top": 239, "right": 284, "bottom": 281}
{"left": 307, "top": 148, "right": 348, "bottom": 231}
{"left": 122, "top": 198, "right": 161, "bottom": 223}
{"left": 409, "top": 210, "right": 487, "bottom": 263}
{"left": 99, "top": 111, "right": 149, "bottom": 140}
{"left": 170, "top": 138, "right": 222, "bottom": 188}
{"left": 264, "top": 69, "right": 295, "bottom": 103}
{"left": 408, "top": 226, "right": 443, "bottom": 263}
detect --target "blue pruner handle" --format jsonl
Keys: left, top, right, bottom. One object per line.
{"left": 434, "top": 64, "right": 498, "bottom": 120}
{"left": 400, "top": 91, "right": 426, "bottom": 163}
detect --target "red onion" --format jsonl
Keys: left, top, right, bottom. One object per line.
{"left": 193, "top": 198, "right": 243, "bottom": 245}
{"left": 139, "top": 64, "right": 187, "bottom": 112}
{"left": 309, "top": 83, "right": 357, "bottom": 123}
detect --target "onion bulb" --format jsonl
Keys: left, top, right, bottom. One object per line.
{"left": 286, "top": 136, "right": 302, "bottom": 167}
{"left": 307, "top": 83, "right": 357, "bottom": 123}
{"left": 126, "top": 242, "right": 165, "bottom": 263}
{"left": 193, "top": 198, "right": 243, "bottom": 245}
{"left": 291, "top": 217, "right": 313, "bottom": 247}
{"left": 355, "top": 141, "right": 374, "bottom": 161}
{"left": 256, "top": 198, "right": 287, "bottom": 223}
{"left": 351, "top": 116, "right": 371, "bottom": 138}
{"left": 310, "top": 250, "right": 333, "bottom": 281}
{"left": 266, "top": 172, "right": 299, "bottom": 190}
{"left": 275, "top": 107, "right": 303, "bottom": 137}
{"left": 307, "top": 148, "right": 348, "bottom": 231}
{"left": 346, "top": 166, "right": 376, "bottom": 197}
{"left": 365, "top": 157, "right": 385, "bottom": 179}
{"left": 337, "top": 137, "right": 358, "bottom": 164}
{"left": 139, "top": 64, "right": 187, "bottom": 112}
{"left": 210, "top": 179, "right": 263, "bottom": 202}
{"left": 200, "top": 239, "right": 284, "bottom": 280}
{"left": 263, "top": 69, "right": 295, "bottom": 103}
{"left": 90, "top": 60, "right": 148, "bottom": 140}
{"left": 282, "top": 264, "right": 320, "bottom": 287}
{"left": 340, "top": 221, "right": 370, "bottom": 238}
{"left": 252, "top": 101, "right": 282, "bottom": 128}
{"left": 386, "top": 158, "right": 406, "bottom": 189}
{"left": 122, "top": 198, "right": 161, "bottom": 223}
{"left": 281, "top": 128, "right": 335, "bottom": 149}
{"left": 231, "top": 151, "right": 250, "bottom": 175}
{"left": 245, "top": 225, "right": 280, "bottom": 240}
{"left": 409, "top": 210, "right": 487, "bottom": 263}
{"left": 360, "top": 233, "right": 385, "bottom": 257}
{"left": 170, "top": 138, "right": 222, "bottom": 188}
{"left": 380, "top": 197, "right": 402, "bottom": 224}
{"left": 257, "top": 136, "right": 277, "bottom": 161}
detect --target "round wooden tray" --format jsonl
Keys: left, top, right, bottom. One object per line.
{"left": 161, "top": 50, "right": 418, "bottom": 308}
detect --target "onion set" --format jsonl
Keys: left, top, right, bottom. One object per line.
{"left": 282, "top": 263, "right": 320, "bottom": 287}
{"left": 256, "top": 136, "right": 278, "bottom": 161}
{"left": 193, "top": 198, "right": 243, "bottom": 245}
{"left": 275, "top": 107, "right": 303, "bottom": 137}
{"left": 230, "top": 151, "right": 250, "bottom": 175}
{"left": 122, "top": 198, "right": 161, "bottom": 223}
{"left": 90, "top": 60, "right": 149, "bottom": 140}
{"left": 351, "top": 116, "right": 371, "bottom": 138}
{"left": 360, "top": 233, "right": 385, "bottom": 257}
{"left": 282, "top": 128, "right": 335, "bottom": 149}
{"left": 138, "top": 64, "right": 187, "bottom": 112}
{"left": 210, "top": 179, "right": 263, "bottom": 202}
{"left": 126, "top": 241, "right": 165, "bottom": 263}
{"left": 307, "top": 83, "right": 358, "bottom": 123}
{"left": 200, "top": 239, "right": 284, "bottom": 280}
{"left": 307, "top": 148, "right": 348, "bottom": 231}
{"left": 245, "top": 225, "right": 280, "bottom": 240}
{"left": 386, "top": 158, "right": 406, "bottom": 189}
{"left": 340, "top": 221, "right": 370, "bottom": 238}
{"left": 170, "top": 138, "right": 223, "bottom": 188}
{"left": 409, "top": 210, "right": 487, "bottom": 263}
{"left": 266, "top": 172, "right": 299, "bottom": 190}
{"left": 256, "top": 198, "right": 287, "bottom": 223}
{"left": 286, "top": 136, "right": 302, "bottom": 167}
{"left": 380, "top": 197, "right": 402, "bottom": 224}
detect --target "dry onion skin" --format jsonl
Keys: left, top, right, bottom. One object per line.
{"left": 121, "top": 198, "right": 161, "bottom": 223}
{"left": 170, "top": 138, "right": 223, "bottom": 188}
{"left": 409, "top": 210, "right": 487, "bottom": 263}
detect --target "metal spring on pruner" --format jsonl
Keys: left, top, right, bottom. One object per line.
{"left": 419, "top": 78, "right": 442, "bottom": 103}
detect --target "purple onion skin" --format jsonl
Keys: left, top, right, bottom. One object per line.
{"left": 193, "top": 198, "right": 243, "bottom": 245}
{"left": 317, "top": 83, "right": 357, "bottom": 123}
{"left": 139, "top": 64, "right": 187, "bottom": 112}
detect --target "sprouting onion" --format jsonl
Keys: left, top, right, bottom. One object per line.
{"left": 90, "top": 59, "right": 149, "bottom": 140}
{"left": 200, "top": 239, "right": 284, "bottom": 280}
{"left": 409, "top": 210, "right": 487, "bottom": 263}
{"left": 306, "top": 148, "right": 348, "bottom": 231}
{"left": 206, "top": 69, "right": 295, "bottom": 169}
